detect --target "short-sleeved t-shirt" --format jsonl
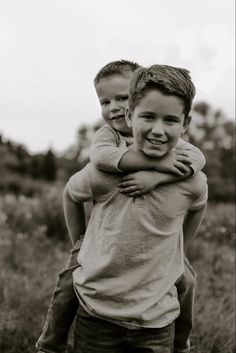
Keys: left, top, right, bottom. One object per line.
{"left": 67, "top": 163, "right": 208, "bottom": 329}
{"left": 90, "top": 124, "right": 206, "bottom": 174}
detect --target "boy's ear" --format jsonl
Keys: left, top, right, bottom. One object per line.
{"left": 125, "top": 107, "right": 132, "bottom": 128}
{"left": 183, "top": 115, "right": 191, "bottom": 131}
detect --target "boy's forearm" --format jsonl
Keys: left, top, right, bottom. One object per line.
{"left": 156, "top": 167, "right": 193, "bottom": 186}
{"left": 118, "top": 150, "right": 157, "bottom": 171}
{"left": 183, "top": 204, "right": 207, "bottom": 252}
{"left": 63, "top": 188, "right": 86, "bottom": 246}
{"left": 118, "top": 149, "right": 192, "bottom": 176}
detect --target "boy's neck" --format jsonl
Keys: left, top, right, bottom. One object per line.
{"left": 117, "top": 129, "right": 133, "bottom": 139}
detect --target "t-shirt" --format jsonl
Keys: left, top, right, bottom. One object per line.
{"left": 67, "top": 163, "right": 208, "bottom": 329}
{"left": 90, "top": 124, "right": 206, "bottom": 174}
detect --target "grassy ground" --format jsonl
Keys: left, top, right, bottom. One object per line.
{"left": 0, "top": 201, "right": 235, "bottom": 353}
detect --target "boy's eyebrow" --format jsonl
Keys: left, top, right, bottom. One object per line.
{"left": 99, "top": 98, "right": 109, "bottom": 103}
{"left": 139, "top": 111, "right": 182, "bottom": 119}
{"left": 139, "top": 111, "right": 155, "bottom": 115}
{"left": 115, "top": 93, "right": 129, "bottom": 98}
{"left": 165, "top": 114, "right": 183, "bottom": 120}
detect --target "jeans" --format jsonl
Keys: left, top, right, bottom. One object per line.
{"left": 75, "top": 305, "right": 175, "bottom": 353}
{"left": 36, "top": 248, "right": 196, "bottom": 353}
{"left": 35, "top": 241, "right": 81, "bottom": 353}
{"left": 174, "top": 257, "right": 197, "bottom": 353}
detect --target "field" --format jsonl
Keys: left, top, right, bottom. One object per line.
{"left": 0, "top": 193, "right": 235, "bottom": 353}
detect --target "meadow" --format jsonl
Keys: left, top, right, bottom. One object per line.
{"left": 0, "top": 191, "right": 235, "bottom": 353}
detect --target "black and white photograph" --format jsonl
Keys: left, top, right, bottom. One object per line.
{"left": 0, "top": 1, "right": 235, "bottom": 352}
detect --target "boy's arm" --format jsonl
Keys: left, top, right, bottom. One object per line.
{"left": 63, "top": 187, "right": 86, "bottom": 246}
{"left": 119, "top": 139, "right": 206, "bottom": 176}
{"left": 119, "top": 169, "right": 193, "bottom": 197}
{"left": 90, "top": 125, "right": 192, "bottom": 175}
{"left": 63, "top": 166, "right": 92, "bottom": 246}
{"left": 176, "top": 138, "right": 206, "bottom": 175}
{"left": 183, "top": 176, "right": 208, "bottom": 251}
{"left": 183, "top": 204, "right": 207, "bottom": 252}
{"left": 118, "top": 139, "right": 206, "bottom": 197}
{"left": 118, "top": 149, "right": 192, "bottom": 176}
{"left": 90, "top": 125, "right": 129, "bottom": 172}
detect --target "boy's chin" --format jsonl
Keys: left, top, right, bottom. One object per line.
{"left": 143, "top": 149, "right": 169, "bottom": 159}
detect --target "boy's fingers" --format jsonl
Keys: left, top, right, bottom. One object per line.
{"left": 121, "top": 175, "right": 134, "bottom": 182}
{"left": 119, "top": 186, "right": 139, "bottom": 194}
{"left": 173, "top": 169, "right": 184, "bottom": 176}
{"left": 118, "top": 181, "right": 135, "bottom": 188}
{"left": 171, "top": 164, "right": 185, "bottom": 176}
{"left": 175, "top": 151, "right": 189, "bottom": 157}
{"left": 176, "top": 156, "right": 192, "bottom": 164}
{"left": 175, "top": 162, "right": 190, "bottom": 174}
{"left": 127, "top": 191, "right": 141, "bottom": 197}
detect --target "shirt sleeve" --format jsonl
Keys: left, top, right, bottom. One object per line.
{"left": 189, "top": 173, "right": 208, "bottom": 211}
{"left": 90, "top": 124, "right": 128, "bottom": 172}
{"left": 176, "top": 138, "right": 206, "bottom": 175}
{"left": 66, "top": 166, "right": 93, "bottom": 202}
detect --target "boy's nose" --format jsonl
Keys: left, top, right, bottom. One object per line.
{"left": 110, "top": 101, "right": 120, "bottom": 112}
{"left": 152, "top": 121, "right": 164, "bottom": 135}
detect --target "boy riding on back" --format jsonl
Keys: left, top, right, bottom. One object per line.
{"left": 36, "top": 61, "right": 206, "bottom": 353}
{"left": 65, "top": 63, "right": 208, "bottom": 352}
{"left": 90, "top": 60, "right": 205, "bottom": 199}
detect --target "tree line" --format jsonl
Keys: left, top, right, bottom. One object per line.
{"left": 0, "top": 100, "right": 235, "bottom": 201}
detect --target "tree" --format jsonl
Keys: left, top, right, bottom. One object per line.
{"left": 187, "top": 101, "right": 235, "bottom": 202}
{"left": 29, "top": 156, "right": 42, "bottom": 179}
{"left": 41, "top": 149, "right": 57, "bottom": 181}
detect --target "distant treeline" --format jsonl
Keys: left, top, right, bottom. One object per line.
{"left": 0, "top": 101, "right": 235, "bottom": 201}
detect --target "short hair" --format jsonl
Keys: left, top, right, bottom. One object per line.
{"left": 94, "top": 60, "right": 140, "bottom": 86}
{"left": 129, "top": 64, "right": 196, "bottom": 118}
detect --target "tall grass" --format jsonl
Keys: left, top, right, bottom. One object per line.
{"left": 0, "top": 197, "right": 235, "bottom": 353}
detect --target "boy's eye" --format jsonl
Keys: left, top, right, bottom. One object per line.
{"left": 141, "top": 115, "right": 155, "bottom": 121}
{"left": 101, "top": 100, "right": 109, "bottom": 106}
{"left": 117, "top": 95, "right": 128, "bottom": 102}
{"left": 165, "top": 117, "right": 179, "bottom": 124}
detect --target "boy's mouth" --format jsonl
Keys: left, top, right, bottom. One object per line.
{"left": 147, "top": 138, "right": 166, "bottom": 146}
{"left": 111, "top": 115, "right": 124, "bottom": 121}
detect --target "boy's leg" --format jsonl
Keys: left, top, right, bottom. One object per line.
{"left": 36, "top": 239, "right": 82, "bottom": 353}
{"left": 174, "top": 256, "right": 197, "bottom": 353}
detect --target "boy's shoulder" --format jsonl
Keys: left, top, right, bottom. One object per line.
{"left": 83, "top": 162, "right": 121, "bottom": 194}
{"left": 156, "top": 171, "right": 207, "bottom": 203}
{"left": 67, "top": 163, "right": 120, "bottom": 203}
{"left": 190, "top": 170, "right": 207, "bottom": 184}
{"left": 93, "top": 124, "right": 133, "bottom": 145}
{"left": 93, "top": 123, "right": 121, "bottom": 140}
{"left": 183, "top": 171, "right": 208, "bottom": 199}
{"left": 177, "top": 137, "right": 198, "bottom": 150}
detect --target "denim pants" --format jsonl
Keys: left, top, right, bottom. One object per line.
{"left": 75, "top": 305, "right": 175, "bottom": 353}
{"left": 36, "top": 248, "right": 196, "bottom": 353}
{"left": 174, "top": 257, "right": 197, "bottom": 353}
{"left": 35, "top": 241, "right": 81, "bottom": 353}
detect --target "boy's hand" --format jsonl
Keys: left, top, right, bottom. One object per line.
{"left": 155, "top": 150, "right": 192, "bottom": 176}
{"left": 118, "top": 171, "right": 159, "bottom": 197}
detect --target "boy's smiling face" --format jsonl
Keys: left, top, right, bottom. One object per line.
{"left": 126, "top": 89, "right": 190, "bottom": 158}
{"left": 95, "top": 73, "right": 133, "bottom": 136}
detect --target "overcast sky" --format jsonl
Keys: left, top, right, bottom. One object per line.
{"left": 0, "top": 0, "right": 235, "bottom": 153}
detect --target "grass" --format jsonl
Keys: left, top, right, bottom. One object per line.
{"left": 188, "top": 203, "right": 235, "bottom": 353}
{"left": 0, "top": 200, "right": 235, "bottom": 353}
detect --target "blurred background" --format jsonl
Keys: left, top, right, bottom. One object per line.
{"left": 0, "top": 0, "right": 235, "bottom": 352}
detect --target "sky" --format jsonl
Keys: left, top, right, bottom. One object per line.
{"left": 0, "top": 0, "right": 235, "bottom": 154}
